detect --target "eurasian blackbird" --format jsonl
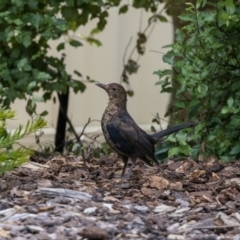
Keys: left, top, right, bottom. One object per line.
{"left": 96, "top": 82, "right": 197, "bottom": 179}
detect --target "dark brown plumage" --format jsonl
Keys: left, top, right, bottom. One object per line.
{"left": 96, "top": 82, "right": 197, "bottom": 179}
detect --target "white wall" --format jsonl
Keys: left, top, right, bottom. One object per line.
{"left": 9, "top": 5, "right": 173, "bottom": 146}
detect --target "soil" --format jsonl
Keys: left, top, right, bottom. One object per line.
{"left": 0, "top": 155, "right": 240, "bottom": 240}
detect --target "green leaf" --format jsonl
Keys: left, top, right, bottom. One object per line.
{"left": 28, "top": 81, "right": 37, "bottom": 90}
{"left": 221, "top": 106, "right": 229, "bottom": 114}
{"left": 189, "top": 101, "right": 200, "bottom": 119}
{"left": 196, "top": 0, "right": 202, "bottom": 9}
{"left": 69, "top": 39, "right": 83, "bottom": 47}
{"left": 119, "top": 5, "right": 128, "bottom": 14}
{"left": 204, "top": 12, "right": 216, "bottom": 22}
{"left": 36, "top": 72, "right": 51, "bottom": 80}
{"left": 230, "top": 117, "right": 240, "bottom": 126}
{"left": 23, "top": 34, "right": 31, "bottom": 48}
{"left": 168, "top": 145, "right": 191, "bottom": 157}
{"left": 57, "top": 43, "right": 65, "bottom": 51}
{"left": 32, "top": 13, "right": 41, "bottom": 29}
{"left": 181, "top": 67, "right": 188, "bottom": 76}
{"left": 133, "top": 0, "right": 150, "bottom": 9}
{"left": 162, "top": 51, "right": 174, "bottom": 65}
{"left": 227, "top": 97, "right": 234, "bottom": 107}
{"left": 26, "top": 99, "right": 36, "bottom": 116}
{"left": 86, "top": 37, "right": 102, "bottom": 46}
{"left": 13, "top": 19, "right": 23, "bottom": 25}
{"left": 157, "top": 15, "right": 168, "bottom": 22}
{"left": 198, "top": 84, "right": 208, "bottom": 95}
{"left": 152, "top": 117, "right": 159, "bottom": 124}
{"left": 207, "top": 134, "right": 216, "bottom": 142}
{"left": 40, "top": 110, "right": 48, "bottom": 117}
{"left": 230, "top": 144, "right": 240, "bottom": 155}
{"left": 191, "top": 144, "right": 200, "bottom": 158}
{"left": 61, "top": 6, "right": 79, "bottom": 21}
{"left": 97, "top": 11, "right": 108, "bottom": 31}
{"left": 32, "top": 95, "right": 44, "bottom": 102}
{"left": 151, "top": 125, "right": 156, "bottom": 133}
{"left": 70, "top": 80, "right": 86, "bottom": 93}
{"left": 168, "top": 147, "right": 181, "bottom": 157}
{"left": 166, "top": 134, "right": 177, "bottom": 143}
{"left": 72, "top": 143, "right": 81, "bottom": 154}
{"left": 90, "top": 28, "right": 101, "bottom": 35}
{"left": 225, "top": 0, "right": 235, "bottom": 15}
{"left": 178, "top": 13, "right": 195, "bottom": 22}
{"left": 154, "top": 69, "right": 172, "bottom": 78}
{"left": 74, "top": 70, "right": 82, "bottom": 77}
{"left": 220, "top": 155, "right": 234, "bottom": 162}
{"left": 174, "top": 101, "right": 186, "bottom": 109}
{"left": 126, "top": 90, "right": 134, "bottom": 97}
{"left": 31, "top": 52, "right": 41, "bottom": 60}
{"left": 155, "top": 142, "right": 171, "bottom": 163}
{"left": 17, "top": 58, "right": 28, "bottom": 69}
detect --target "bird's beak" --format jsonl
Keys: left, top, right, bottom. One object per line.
{"left": 95, "top": 83, "right": 108, "bottom": 91}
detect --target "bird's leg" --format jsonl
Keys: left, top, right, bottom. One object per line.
{"left": 126, "top": 158, "right": 136, "bottom": 180}
{"left": 121, "top": 156, "right": 128, "bottom": 180}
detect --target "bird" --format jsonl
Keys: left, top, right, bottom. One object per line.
{"left": 96, "top": 82, "right": 197, "bottom": 180}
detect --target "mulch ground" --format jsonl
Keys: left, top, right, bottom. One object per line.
{"left": 0, "top": 155, "right": 240, "bottom": 240}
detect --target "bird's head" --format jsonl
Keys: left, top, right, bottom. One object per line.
{"left": 96, "top": 83, "right": 127, "bottom": 103}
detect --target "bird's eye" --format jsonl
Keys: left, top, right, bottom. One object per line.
{"left": 112, "top": 87, "right": 116, "bottom": 91}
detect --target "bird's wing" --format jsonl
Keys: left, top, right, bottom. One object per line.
{"left": 112, "top": 112, "right": 139, "bottom": 142}
{"left": 106, "top": 111, "right": 138, "bottom": 156}
{"left": 107, "top": 110, "right": 157, "bottom": 165}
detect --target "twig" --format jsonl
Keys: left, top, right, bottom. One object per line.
{"left": 171, "top": 156, "right": 190, "bottom": 161}
{"left": 78, "top": 118, "right": 91, "bottom": 141}
{"left": 215, "top": 195, "right": 222, "bottom": 206}
{"left": 151, "top": 113, "right": 171, "bottom": 124}
{"left": 54, "top": 119, "right": 100, "bottom": 151}
{"left": 21, "top": 161, "right": 49, "bottom": 169}
{"left": 123, "top": 37, "right": 133, "bottom": 68}
{"left": 139, "top": 9, "right": 143, "bottom": 32}
{"left": 58, "top": 104, "right": 90, "bottom": 169}
{"left": 149, "top": 50, "right": 165, "bottom": 54}
{"left": 81, "top": 134, "right": 102, "bottom": 145}
{"left": 156, "top": 113, "right": 162, "bottom": 131}
{"left": 121, "top": 4, "right": 165, "bottom": 83}
{"left": 193, "top": 225, "right": 240, "bottom": 230}
{"left": 84, "top": 135, "right": 99, "bottom": 162}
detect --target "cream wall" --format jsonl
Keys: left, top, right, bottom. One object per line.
{"left": 9, "top": 6, "right": 173, "bottom": 146}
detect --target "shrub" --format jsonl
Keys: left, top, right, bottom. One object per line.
{"left": 0, "top": 108, "right": 46, "bottom": 174}
{"left": 154, "top": 0, "right": 240, "bottom": 161}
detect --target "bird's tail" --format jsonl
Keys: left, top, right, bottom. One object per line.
{"left": 151, "top": 121, "right": 197, "bottom": 142}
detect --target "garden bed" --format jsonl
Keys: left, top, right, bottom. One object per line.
{"left": 0, "top": 155, "right": 240, "bottom": 240}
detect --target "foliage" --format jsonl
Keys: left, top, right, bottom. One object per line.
{"left": 0, "top": 108, "right": 46, "bottom": 174}
{"left": 154, "top": 0, "right": 240, "bottom": 161}
{"left": 93, "top": 142, "right": 114, "bottom": 157}
{"left": 0, "top": 0, "right": 169, "bottom": 115}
